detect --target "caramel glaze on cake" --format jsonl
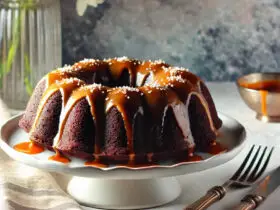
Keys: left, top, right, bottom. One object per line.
{"left": 18, "top": 57, "right": 222, "bottom": 165}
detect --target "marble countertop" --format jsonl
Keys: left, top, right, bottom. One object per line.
{"left": 82, "top": 82, "right": 280, "bottom": 210}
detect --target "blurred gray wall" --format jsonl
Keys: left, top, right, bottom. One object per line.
{"left": 61, "top": 0, "right": 280, "bottom": 81}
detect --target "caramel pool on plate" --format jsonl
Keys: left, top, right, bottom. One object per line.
{"left": 14, "top": 141, "right": 44, "bottom": 154}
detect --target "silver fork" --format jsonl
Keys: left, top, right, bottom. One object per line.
{"left": 185, "top": 145, "right": 274, "bottom": 210}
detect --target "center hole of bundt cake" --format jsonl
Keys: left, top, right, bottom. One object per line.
{"left": 73, "top": 66, "right": 134, "bottom": 88}
{"left": 115, "top": 68, "right": 131, "bottom": 87}
{"left": 90, "top": 68, "right": 133, "bottom": 87}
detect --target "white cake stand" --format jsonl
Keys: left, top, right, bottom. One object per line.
{"left": 0, "top": 113, "right": 246, "bottom": 209}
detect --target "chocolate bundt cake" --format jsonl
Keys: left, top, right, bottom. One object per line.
{"left": 19, "top": 57, "right": 222, "bottom": 165}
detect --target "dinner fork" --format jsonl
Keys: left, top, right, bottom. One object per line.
{"left": 185, "top": 145, "right": 274, "bottom": 210}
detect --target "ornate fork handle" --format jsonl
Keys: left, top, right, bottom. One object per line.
{"left": 184, "top": 186, "right": 226, "bottom": 210}
{"left": 233, "top": 194, "right": 265, "bottom": 210}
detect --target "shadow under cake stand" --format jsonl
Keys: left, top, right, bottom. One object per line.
{"left": 0, "top": 113, "right": 246, "bottom": 209}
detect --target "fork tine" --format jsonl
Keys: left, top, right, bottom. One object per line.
{"left": 230, "top": 145, "right": 255, "bottom": 180}
{"left": 249, "top": 147, "right": 274, "bottom": 182}
{"left": 239, "top": 146, "right": 261, "bottom": 182}
{"left": 246, "top": 146, "right": 268, "bottom": 182}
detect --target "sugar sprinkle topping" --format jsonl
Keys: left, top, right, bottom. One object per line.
{"left": 79, "top": 83, "right": 103, "bottom": 91}
{"left": 55, "top": 77, "right": 83, "bottom": 85}
{"left": 115, "top": 56, "right": 130, "bottom": 62}
{"left": 168, "top": 75, "right": 186, "bottom": 83}
{"left": 173, "top": 66, "right": 189, "bottom": 71}
{"left": 133, "top": 60, "right": 142, "bottom": 65}
{"left": 145, "top": 83, "right": 167, "bottom": 90}
{"left": 57, "top": 65, "right": 72, "bottom": 72}
{"left": 162, "top": 66, "right": 187, "bottom": 74}
{"left": 153, "top": 59, "right": 165, "bottom": 64}
{"left": 111, "top": 86, "right": 140, "bottom": 94}
{"left": 80, "top": 58, "right": 100, "bottom": 63}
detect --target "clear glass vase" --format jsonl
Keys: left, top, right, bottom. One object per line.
{"left": 0, "top": 0, "right": 61, "bottom": 111}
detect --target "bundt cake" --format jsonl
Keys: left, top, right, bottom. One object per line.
{"left": 18, "top": 57, "right": 222, "bottom": 165}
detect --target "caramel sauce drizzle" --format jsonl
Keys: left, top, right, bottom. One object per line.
{"left": 153, "top": 67, "right": 217, "bottom": 135}
{"left": 72, "top": 59, "right": 108, "bottom": 72}
{"left": 108, "top": 58, "right": 138, "bottom": 86}
{"left": 54, "top": 85, "right": 107, "bottom": 154}
{"left": 29, "top": 78, "right": 85, "bottom": 141}
{"left": 21, "top": 57, "right": 220, "bottom": 165}
{"left": 128, "top": 154, "right": 136, "bottom": 165}
{"left": 238, "top": 80, "right": 280, "bottom": 117}
{"left": 167, "top": 69, "right": 201, "bottom": 89}
{"left": 48, "top": 149, "right": 70, "bottom": 164}
{"left": 87, "top": 92, "right": 105, "bottom": 155}
{"left": 188, "top": 154, "right": 203, "bottom": 162}
{"left": 105, "top": 88, "right": 143, "bottom": 154}
{"left": 139, "top": 86, "right": 169, "bottom": 120}
{"left": 47, "top": 71, "right": 70, "bottom": 86}
{"left": 136, "top": 61, "right": 153, "bottom": 86}
{"left": 207, "top": 142, "right": 227, "bottom": 155}
{"left": 240, "top": 80, "right": 280, "bottom": 92}
{"left": 58, "top": 79, "right": 86, "bottom": 107}
{"left": 260, "top": 90, "right": 268, "bottom": 116}
{"left": 139, "top": 86, "right": 195, "bottom": 148}
{"left": 13, "top": 141, "right": 44, "bottom": 154}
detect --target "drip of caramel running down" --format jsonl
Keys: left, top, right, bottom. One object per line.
{"left": 207, "top": 142, "right": 226, "bottom": 155}
{"left": 240, "top": 80, "right": 280, "bottom": 116}
{"left": 48, "top": 150, "right": 70, "bottom": 164}
{"left": 188, "top": 155, "right": 202, "bottom": 162}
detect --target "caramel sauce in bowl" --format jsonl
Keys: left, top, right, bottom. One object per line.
{"left": 236, "top": 73, "right": 280, "bottom": 122}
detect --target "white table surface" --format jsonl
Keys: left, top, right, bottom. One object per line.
{"left": 78, "top": 82, "right": 280, "bottom": 210}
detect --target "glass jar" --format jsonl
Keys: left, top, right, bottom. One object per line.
{"left": 0, "top": 0, "right": 61, "bottom": 111}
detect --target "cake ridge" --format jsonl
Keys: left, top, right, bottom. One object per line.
{"left": 53, "top": 84, "right": 108, "bottom": 154}
{"left": 29, "top": 78, "right": 85, "bottom": 136}
{"left": 105, "top": 88, "right": 144, "bottom": 154}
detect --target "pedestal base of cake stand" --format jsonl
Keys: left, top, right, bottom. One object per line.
{"left": 67, "top": 176, "right": 181, "bottom": 209}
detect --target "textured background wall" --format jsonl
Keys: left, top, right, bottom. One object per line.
{"left": 61, "top": 0, "right": 280, "bottom": 81}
